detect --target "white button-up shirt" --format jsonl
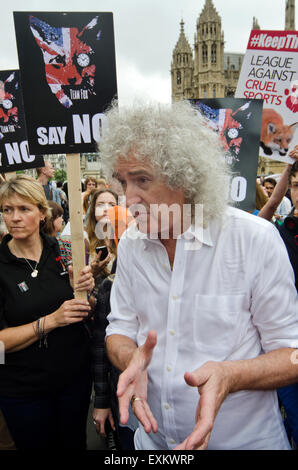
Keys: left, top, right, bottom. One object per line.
{"left": 106, "top": 207, "right": 298, "bottom": 450}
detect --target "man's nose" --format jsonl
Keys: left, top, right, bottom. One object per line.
{"left": 125, "top": 182, "right": 141, "bottom": 207}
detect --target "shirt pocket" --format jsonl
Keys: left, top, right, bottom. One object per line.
{"left": 193, "top": 294, "right": 245, "bottom": 360}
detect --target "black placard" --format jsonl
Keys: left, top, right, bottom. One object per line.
{"left": 0, "top": 69, "right": 44, "bottom": 172}
{"left": 13, "top": 12, "right": 118, "bottom": 155}
{"left": 190, "top": 98, "right": 263, "bottom": 212}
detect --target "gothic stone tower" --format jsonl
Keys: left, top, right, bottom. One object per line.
{"left": 171, "top": 19, "right": 194, "bottom": 101}
{"left": 285, "top": 0, "right": 296, "bottom": 29}
{"left": 193, "top": 0, "right": 225, "bottom": 99}
{"left": 171, "top": 0, "right": 243, "bottom": 101}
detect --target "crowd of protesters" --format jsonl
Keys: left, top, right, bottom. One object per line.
{"left": 0, "top": 102, "right": 297, "bottom": 451}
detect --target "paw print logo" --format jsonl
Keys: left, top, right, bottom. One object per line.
{"left": 285, "top": 81, "right": 298, "bottom": 113}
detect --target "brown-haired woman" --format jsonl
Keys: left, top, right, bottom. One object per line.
{"left": 86, "top": 189, "right": 118, "bottom": 291}
{"left": 42, "top": 201, "right": 72, "bottom": 265}
{"left": 82, "top": 177, "right": 98, "bottom": 218}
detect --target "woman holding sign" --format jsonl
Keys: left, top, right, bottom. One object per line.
{"left": 0, "top": 175, "right": 94, "bottom": 450}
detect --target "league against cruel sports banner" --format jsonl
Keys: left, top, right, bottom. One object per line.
{"left": 190, "top": 98, "right": 263, "bottom": 213}
{"left": 13, "top": 12, "right": 118, "bottom": 155}
{"left": 0, "top": 69, "right": 44, "bottom": 172}
{"left": 235, "top": 30, "right": 298, "bottom": 164}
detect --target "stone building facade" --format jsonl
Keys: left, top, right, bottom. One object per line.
{"left": 171, "top": 0, "right": 296, "bottom": 176}
{"left": 171, "top": 0, "right": 244, "bottom": 101}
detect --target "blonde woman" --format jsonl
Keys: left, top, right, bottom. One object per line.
{"left": 0, "top": 175, "right": 94, "bottom": 450}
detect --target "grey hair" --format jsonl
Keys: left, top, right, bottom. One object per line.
{"left": 99, "top": 100, "right": 231, "bottom": 225}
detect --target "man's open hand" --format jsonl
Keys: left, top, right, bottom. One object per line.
{"left": 117, "top": 330, "right": 158, "bottom": 434}
{"left": 175, "top": 361, "right": 232, "bottom": 450}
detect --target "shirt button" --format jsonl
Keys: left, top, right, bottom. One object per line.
{"left": 169, "top": 330, "right": 175, "bottom": 336}
{"left": 173, "top": 295, "right": 178, "bottom": 300}
{"left": 164, "top": 403, "right": 170, "bottom": 410}
{"left": 169, "top": 439, "right": 175, "bottom": 445}
{"left": 166, "top": 366, "right": 171, "bottom": 372}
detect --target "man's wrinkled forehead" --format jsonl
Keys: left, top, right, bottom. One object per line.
{"left": 113, "top": 154, "right": 157, "bottom": 180}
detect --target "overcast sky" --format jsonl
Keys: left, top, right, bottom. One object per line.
{"left": 0, "top": 0, "right": 296, "bottom": 105}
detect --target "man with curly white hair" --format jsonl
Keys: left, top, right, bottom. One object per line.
{"left": 101, "top": 100, "right": 298, "bottom": 450}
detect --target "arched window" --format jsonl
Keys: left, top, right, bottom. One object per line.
{"left": 202, "top": 43, "right": 208, "bottom": 64}
{"left": 213, "top": 86, "right": 216, "bottom": 98}
{"left": 177, "top": 70, "right": 181, "bottom": 85}
{"left": 211, "top": 43, "right": 217, "bottom": 64}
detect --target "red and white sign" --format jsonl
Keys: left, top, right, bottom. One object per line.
{"left": 236, "top": 30, "right": 298, "bottom": 164}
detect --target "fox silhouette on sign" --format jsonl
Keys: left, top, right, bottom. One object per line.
{"left": 29, "top": 15, "right": 101, "bottom": 108}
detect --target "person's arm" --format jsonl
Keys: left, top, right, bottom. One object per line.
{"left": 106, "top": 334, "right": 138, "bottom": 371}
{"left": 0, "top": 266, "right": 94, "bottom": 353}
{"left": 0, "top": 298, "right": 92, "bottom": 353}
{"left": 175, "top": 347, "right": 298, "bottom": 450}
{"left": 258, "top": 164, "right": 292, "bottom": 221}
{"left": 259, "top": 151, "right": 298, "bottom": 221}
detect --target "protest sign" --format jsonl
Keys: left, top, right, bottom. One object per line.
{"left": 13, "top": 12, "right": 118, "bottom": 299}
{"left": 190, "top": 98, "right": 263, "bottom": 212}
{"left": 235, "top": 30, "right": 298, "bottom": 164}
{"left": 0, "top": 69, "right": 44, "bottom": 173}
{"left": 13, "top": 12, "right": 117, "bottom": 155}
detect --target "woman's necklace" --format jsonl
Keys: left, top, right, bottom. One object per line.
{"left": 23, "top": 258, "right": 39, "bottom": 278}
{"left": 12, "top": 241, "right": 41, "bottom": 278}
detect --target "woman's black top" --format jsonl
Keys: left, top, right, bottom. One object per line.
{"left": 0, "top": 233, "right": 91, "bottom": 398}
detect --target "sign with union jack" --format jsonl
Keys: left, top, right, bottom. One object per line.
{"left": 0, "top": 69, "right": 44, "bottom": 172}
{"left": 190, "top": 98, "right": 263, "bottom": 213}
{"left": 13, "top": 12, "right": 118, "bottom": 155}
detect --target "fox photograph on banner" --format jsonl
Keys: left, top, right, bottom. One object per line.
{"left": 0, "top": 69, "right": 44, "bottom": 173}
{"left": 13, "top": 12, "right": 118, "bottom": 155}
{"left": 235, "top": 29, "right": 298, "bottom": 164}
{"left": 190, "top": 98, "right": 263, "bottom": 212}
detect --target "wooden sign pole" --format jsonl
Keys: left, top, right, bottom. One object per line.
{"left": 66, "top": 153, "right": 87, "bottom": 300}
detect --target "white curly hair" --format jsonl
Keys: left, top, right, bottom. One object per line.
{"left": 99, "top": 100, "right": 232, "bottom": 225}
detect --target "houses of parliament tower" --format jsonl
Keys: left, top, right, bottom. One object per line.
{"left": 171, "top": 0, "right": 296, "bottom": 101}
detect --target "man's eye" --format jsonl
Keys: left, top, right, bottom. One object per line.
{"left": 138, "top": 178, "right": 148, "bottom": 184}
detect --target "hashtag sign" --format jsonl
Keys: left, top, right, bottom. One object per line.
{"left": 250, "top": 35, "right": 259, "bottom": 47}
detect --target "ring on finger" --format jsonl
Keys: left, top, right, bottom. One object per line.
{"left": 131, "top": 395, "right": 143, "bottom": 406}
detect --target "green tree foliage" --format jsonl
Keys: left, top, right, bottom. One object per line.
{"left": 54, "top": 169, "right": 67, "bottom": 182}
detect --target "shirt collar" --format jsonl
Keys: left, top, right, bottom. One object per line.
{"left": 178, "top": 222, "right": 214, "bottom": 247}
{"left": 124, "top": 221, "right": 214, "bottom": 248}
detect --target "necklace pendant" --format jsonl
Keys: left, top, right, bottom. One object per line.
{"left": 31, "top": 269, "right": 38, "bottom": 278}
